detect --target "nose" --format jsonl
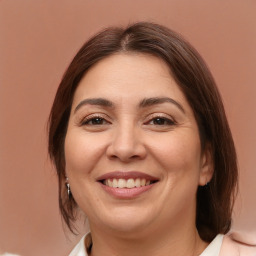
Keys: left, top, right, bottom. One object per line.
{"left": 106, "top": 122, "right": 147, "bottom": 162}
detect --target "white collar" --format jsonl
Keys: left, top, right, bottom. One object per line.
{"left": 200, "top": 234, "right": 224, "bottom": 256}
{"left": 69, "top": 233, "right": 224, "bottom": 256}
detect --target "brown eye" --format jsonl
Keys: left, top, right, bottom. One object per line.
{"left": 82, "top": 117, "right": 107, "bottom": 125}
{"left": 150, "top": 117, "right": 175, "bottom": 125}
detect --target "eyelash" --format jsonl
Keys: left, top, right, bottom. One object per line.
{"left": 81, "top": 114, "right": 176, "bottom": 127}
{"left": 81, "top": 114, "right": 110, "bottom": 126}
{"left": 145, "top": 115, "right": 176, "bottom": 126}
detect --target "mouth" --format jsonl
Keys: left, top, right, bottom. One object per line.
{"left": 97, "top": 171, "right": 159, "bottom": 198}
{"left": 101, "top": 178, "right": 157, "bottom": 188}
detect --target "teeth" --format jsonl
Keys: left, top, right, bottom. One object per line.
{"left": 127, "top": 178, "right": 135, "bottom": 188}
{"left": 108, "top": 179, "right": 113, "bottom": 187}
{"left": 113, "top": 179, "right": 118, "bottom": 188}
{"left": 118, "top": 179, "right": 126, "bottom": 188}
{"left": 135, "top": 178, "right": 141, "bottom": 187}
{"left": 104, "top": 178, "right": 152, "bottom": 188}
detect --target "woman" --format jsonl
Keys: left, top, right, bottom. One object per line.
{"left": 48, "top": 22, "right": 256, "bottom": 255}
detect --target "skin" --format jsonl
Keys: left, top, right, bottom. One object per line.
{"left": 65, "top": 53, "right": 213, "bottom": 256}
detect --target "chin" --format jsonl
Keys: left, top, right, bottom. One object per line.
{"left": 95, "top": 207, "right": 156, "bottom": 235}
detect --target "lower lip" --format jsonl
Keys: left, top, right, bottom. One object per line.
{"left": 99, "top": 183, "right": 156, "bottom": 199}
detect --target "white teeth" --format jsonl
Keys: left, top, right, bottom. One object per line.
{"left": 104, "top": 178, "right": 152, "bottom": 188}
{"left": 118, "top": 179, "right": 126, "bottom": 188}
{"left": 126, "top": 178, "right": 135, "bottom": 188}
{"left": 135, "top": 178, "right": 141, "bottom": 187}
{"left": 108, "top": 179, "right": 113, "bottom": 187}
{"left": 113, "top": 178, "right": 118, "bottom": 188}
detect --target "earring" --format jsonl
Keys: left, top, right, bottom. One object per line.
{"left": 66, "top": 177, "right": 71, "bottom": 197}
{"left": 204, "top": 182, "right": 210, "bottom": 188}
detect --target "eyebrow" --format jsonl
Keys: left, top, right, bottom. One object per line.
{"left": 74, "top": 96, "right": 185, "bottom": 114}
{"left": 74, "top": 98, "right": 113, "bottom": 113}
{"left": 139, "top": 97, "right": 185, "bottom": 113}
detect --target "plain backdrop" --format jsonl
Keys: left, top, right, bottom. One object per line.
{"left": 0, "top": 0, "right": 255, "bottom": 255}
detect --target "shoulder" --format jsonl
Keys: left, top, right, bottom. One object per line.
{"left": 219, "top": 231, "right": 256, "bottom": 256}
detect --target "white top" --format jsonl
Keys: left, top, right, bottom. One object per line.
{"left": 0, "top": 254, "right": 21, "bottom": 256}
{"left": 200, "top": 235, "right": 224, "bottom": 256}
{"left": 69, "top": 233, "right": 224, "bottom": 256}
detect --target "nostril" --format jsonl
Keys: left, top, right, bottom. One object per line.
{"left": 109, "top": 154, "right": 142, "bottom": 162}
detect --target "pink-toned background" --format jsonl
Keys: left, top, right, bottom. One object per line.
{"left": 0, "top": 0, "right": 255, "bottom": 255}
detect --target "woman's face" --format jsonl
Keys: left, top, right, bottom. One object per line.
{"left": 65, "top": 53, "right": 212, "bottom": 236}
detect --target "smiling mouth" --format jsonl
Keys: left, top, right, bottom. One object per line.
{"left": 97, "top": 172, "right": 159, "bottom": 198}
{"left": 101, "top": 178, "right": 157, "bottom": 189}
{"left": 97, "top": 171, "right": 159, "bottom": 189}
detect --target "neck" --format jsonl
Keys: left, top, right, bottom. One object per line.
{"left": 89, "top": 221, "right": 208, "bottom": 256}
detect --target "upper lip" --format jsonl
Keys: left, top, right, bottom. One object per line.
{"left": 96, "top": 171, "right": 159, "bottom": 181}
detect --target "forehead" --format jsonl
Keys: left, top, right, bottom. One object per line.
{"left": 72, "top": 53, "right": 188, "bottom": 106}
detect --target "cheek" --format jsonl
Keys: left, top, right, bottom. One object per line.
{"left": 147, "top": 131, "right": 202, "bottom": 176}
{"left": 64, "top": 130, "right": 108, "bottom": 210}
{"left": 64, "top": 130, "right": 108, "bottom": 176}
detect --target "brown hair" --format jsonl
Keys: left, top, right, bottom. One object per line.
{"left": 48, "top": 22, "right": 238, "bottom": 242}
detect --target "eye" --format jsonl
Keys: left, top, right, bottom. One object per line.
{"left": 150, "top": 117, "right": 174, "bottom": 125}
{"left": 145, "top": 116, "right": 176, "bottom": 127}
{"left": 81, "top": 116, "right": 109, "bottom": 126}
{"left": 148, "top": 117, "right": 176, "bottom": 126}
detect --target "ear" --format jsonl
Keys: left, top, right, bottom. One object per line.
{"left": 199, "top": 143, "right": 214, "bottom": 186}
